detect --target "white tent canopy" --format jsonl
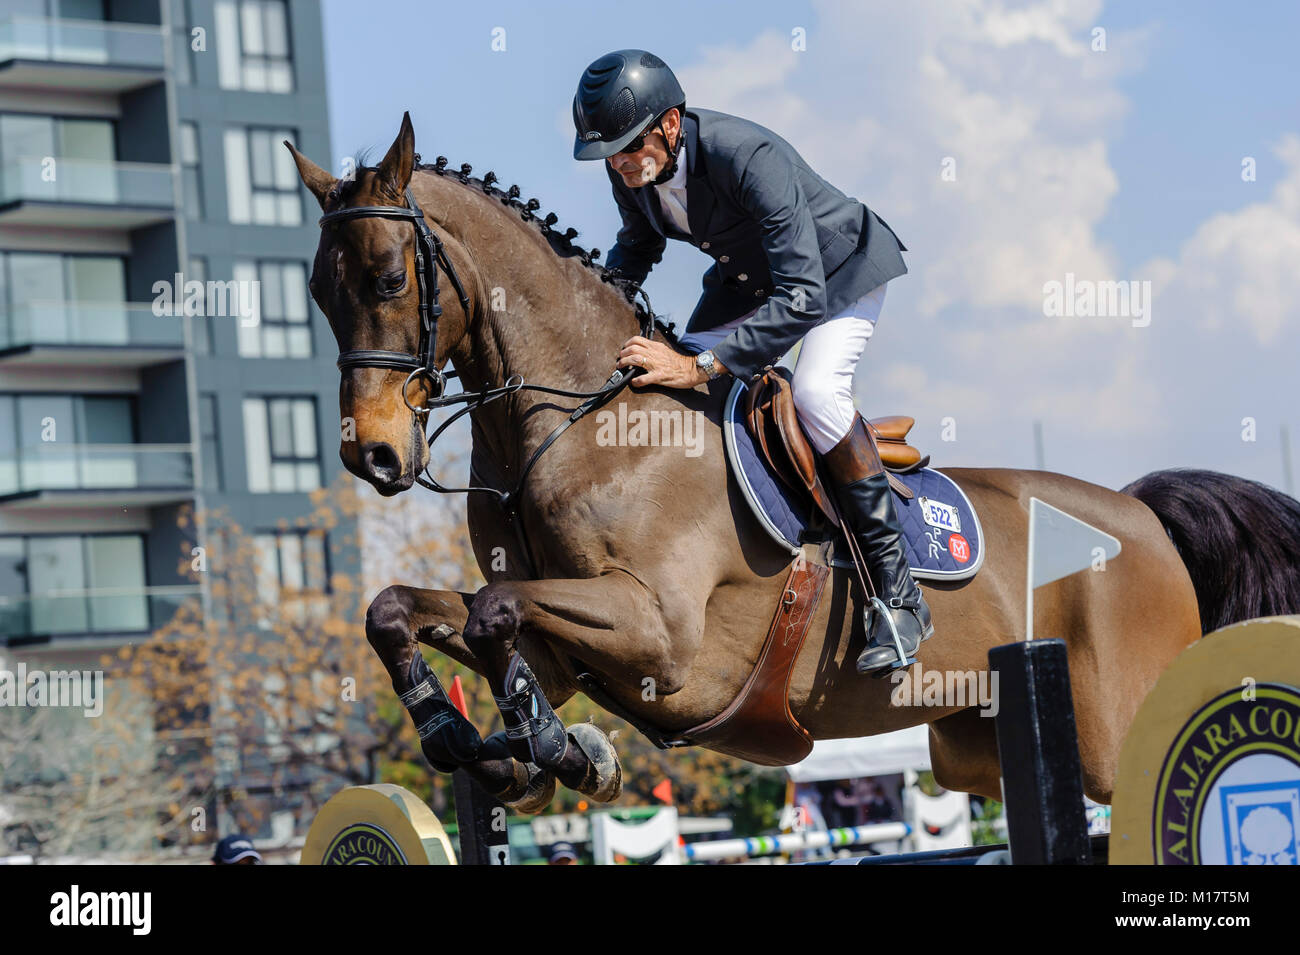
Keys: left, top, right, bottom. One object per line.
{"left": 786, "top": 726, "right": 931, "bottom": 783}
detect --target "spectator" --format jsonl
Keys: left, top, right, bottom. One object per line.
{"left": 212, "top": 834, "right": 263, "bottom": 865}
{"left": 547, "top": 842, "right": 578, "bottom": 865}
{"left": 863, "top": 782, "right": 896, "bottom": 822}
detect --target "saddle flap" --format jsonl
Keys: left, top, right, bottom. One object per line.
{"left": 745, "top": 367, "right": 841, "bottom": 525}
{"left": 745, "top": 368, "right": 812, "bottom": 496}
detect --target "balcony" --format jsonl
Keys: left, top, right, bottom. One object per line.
{"left": 0, "top": 157, "right": 175, "bottom": 228}
{"left": 0, "top": 300, "right": 185, "bottom": 368}
{"left": 0, "top": 584, "right": 200, "bottom": 648}
{"left": 0, "top": 16, "right": 165, "bottom": 93}
{"left": 0, "top": 444, "right": 194, "bottom": 509}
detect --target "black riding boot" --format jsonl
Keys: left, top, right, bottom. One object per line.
{"left": 823, "top": 415, "right": 934, "bottom": 676}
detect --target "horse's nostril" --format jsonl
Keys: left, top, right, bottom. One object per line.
{"left": 364, "top": 443, "right": 402, "bottom": 483}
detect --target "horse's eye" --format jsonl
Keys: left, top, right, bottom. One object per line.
{"left": 377, "top": 271, "right": 407, "bottom": 296}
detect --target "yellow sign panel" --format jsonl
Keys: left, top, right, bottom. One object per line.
{"left": 1111, "top": 616, "right": 1300, "bottom": 865}
{"left": 301, "top": 785, "right": 457, "bottom": 865}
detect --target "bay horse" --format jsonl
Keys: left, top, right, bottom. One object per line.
{"left": 287, "top": 114, "right": 1300, "bottom": 812}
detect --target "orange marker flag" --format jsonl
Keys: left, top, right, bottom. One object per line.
{"left": 449, "top": 674, "right": 469, "bottom": 718}
{"left": 652, "top": 778, "right": 673, "bottom": 805}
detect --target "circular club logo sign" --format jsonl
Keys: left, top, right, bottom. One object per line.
{"left": 948, "top": 533, "right": 970, "bottom": 563}
{"left": 1151, "top": 685, "right": 1300, "bottom": 864}
{"left": 321, "top": 823, "right": 409, "bottom": 865}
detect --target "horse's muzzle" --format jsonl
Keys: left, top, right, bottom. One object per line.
{"left": 358, "top": 440, "right": 414, "bottom": 495}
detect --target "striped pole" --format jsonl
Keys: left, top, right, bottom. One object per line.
{"left": 682, "top": 823, "right": 910, "bottom": 862}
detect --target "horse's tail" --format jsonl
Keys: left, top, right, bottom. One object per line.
{"left": 1121, "top": 468, "right": 1300, "bottom": 634}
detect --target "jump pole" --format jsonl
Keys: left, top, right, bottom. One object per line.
{"left": 683, "top": 822, "right": 910, "bottom": 862}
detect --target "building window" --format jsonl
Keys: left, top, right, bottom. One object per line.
{"left": 223, "top": 126, "right": 301, "bottom": 226}
{"left": 179, "top": 120, "right": 203, "bottom": 218}
{"left": 199, "top": 393, "right": 221, "bottom": 491}
{"left": 0, "top": 533, "right": 148, "bottom": 640}
{"left": 214, "top": 0, "right": 293, "bottom": 93}
{"left": 0, "top": 393, "right": 142, "bottom": 494}
{"left": 0, "top": 251, "right": 128, "bottom": 349}
{"left": 233, "top": 260, "right": 310, "bottom": 358}
{"left": 0, "top": 113, "right": 115, "bottom": 165}
{"left": 242, "top": 396, "right": 319, "bottom": 492}
{"left": 252, "top": 530, "right": 327, "bottom": 598}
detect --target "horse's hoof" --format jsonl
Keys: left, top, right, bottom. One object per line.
{"left": 567, "top": 721, "right": 623, "bottom": 803}
{"left": 503, "top": 762, "right": 557, "bottom": 815}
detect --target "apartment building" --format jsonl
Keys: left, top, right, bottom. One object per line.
{"left": 0, "top": 0, "right": 352, "bottom": 850}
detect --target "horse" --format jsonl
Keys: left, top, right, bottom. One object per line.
{"left": 286, "top": 114, "right": 1300, "bottom": 812}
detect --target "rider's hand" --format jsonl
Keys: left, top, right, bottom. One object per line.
{"left": 617, "top": 336, "right": 729, "bottom": 389}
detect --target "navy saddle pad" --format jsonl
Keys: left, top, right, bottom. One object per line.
{"left": 722, "top": 380, "right": 984, "bottom": 581}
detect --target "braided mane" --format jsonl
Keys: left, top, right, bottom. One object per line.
{"left": 338, "top": 151, "right": 681, "bottom": 346}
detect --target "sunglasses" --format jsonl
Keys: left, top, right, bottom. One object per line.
{"left": 618, "top": 115, "right": 672, "bottom": 155}
{"left": 618, "top": 131, "right": 655, "bottom": 155}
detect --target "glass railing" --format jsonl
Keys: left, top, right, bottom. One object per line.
{"left": 0, "top": 585, "right": 200, "bottom": 641}
{"left": 0, "top": 157, "right": 174, "bottom": 208}
{"left": 0, "top": 301, "right": 185, "bottom": 350}
{"left": 0, "top": 444, "right": 193, "bottom": 495}
{"left": 0, "top": 16, "right": 165, "bottom": 70}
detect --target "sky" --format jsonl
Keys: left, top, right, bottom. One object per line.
{"left": 319, "top": 0, "right": 1300, "bottom": 493}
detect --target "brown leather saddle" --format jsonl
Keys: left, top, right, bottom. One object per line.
{"left": 743, "top": 365, "right": 928, "bottom": 529}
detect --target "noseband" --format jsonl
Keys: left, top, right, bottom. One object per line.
{"left": 318, "top": 186, "right": 471, "bottom": 405}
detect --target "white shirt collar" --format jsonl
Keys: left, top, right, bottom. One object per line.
{"left": 656, "top": 140, "right": 687, "bottom": 191}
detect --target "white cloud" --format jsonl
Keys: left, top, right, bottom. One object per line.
{"left": 1142, "top": 135, "right": 1300, "bottom": 346}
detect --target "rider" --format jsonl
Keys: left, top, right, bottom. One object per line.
{"left": 572, "top": 50, "right": 933, "bottom": 675}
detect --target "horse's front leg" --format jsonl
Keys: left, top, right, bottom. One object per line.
{"left": 365, "top": 584, "right": 555, "bottom": 812}
{"left": 461, "top": 571, "right": 685, "bottom": 803}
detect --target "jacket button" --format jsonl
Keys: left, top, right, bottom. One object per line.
{"left": 701, "top": 241, "right": 710, "bottom": 250}
{"left": 738, "top": 273, "right": 748, "bottom": 282}
{"left": 719, "top": 255, "right": 730, "bottom": 263}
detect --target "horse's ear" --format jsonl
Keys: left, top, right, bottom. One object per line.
{"left": 376, "top": 111, "right": 416, "bottom": 199}
{"left": 285, "top": 140, "right": 336, "bottom": 209}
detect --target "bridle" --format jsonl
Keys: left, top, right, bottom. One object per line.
{"left": 319, "top": 185, "right": 470, "bottom": 406}
{"left": 316, "top": 178, "right": 659, "bottom": 571}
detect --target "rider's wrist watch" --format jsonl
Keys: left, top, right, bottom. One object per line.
{"left": 695, "top": 349, "right": 723, "bottom": 380}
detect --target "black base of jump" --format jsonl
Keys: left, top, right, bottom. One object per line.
{"left": 989, "top": 638, "right": 1094, "bottom": 865}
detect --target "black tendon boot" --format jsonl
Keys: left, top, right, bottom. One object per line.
{"left": 822, "top": 414, "right": 934, "bottom": 676}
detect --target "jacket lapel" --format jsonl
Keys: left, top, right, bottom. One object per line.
{"left": 639, "top": 183, "right": 667, "bottom": 237}
{"left": 682, "top": 113, "right": 715, "bottom": 242}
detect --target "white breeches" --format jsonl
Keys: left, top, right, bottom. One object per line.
{"left": 679, "top": 281, "right": 886, "bottom": 454}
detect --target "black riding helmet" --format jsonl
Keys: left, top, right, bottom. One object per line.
{"left": 572, "top": 49, "right": 686, "bottom": 170}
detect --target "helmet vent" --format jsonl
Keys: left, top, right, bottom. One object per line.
{"left": 610, "top": 87, "right": 636, "bottom": 133}
{"left": 640, "top": 52, "right": 666, "bottom": 68}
